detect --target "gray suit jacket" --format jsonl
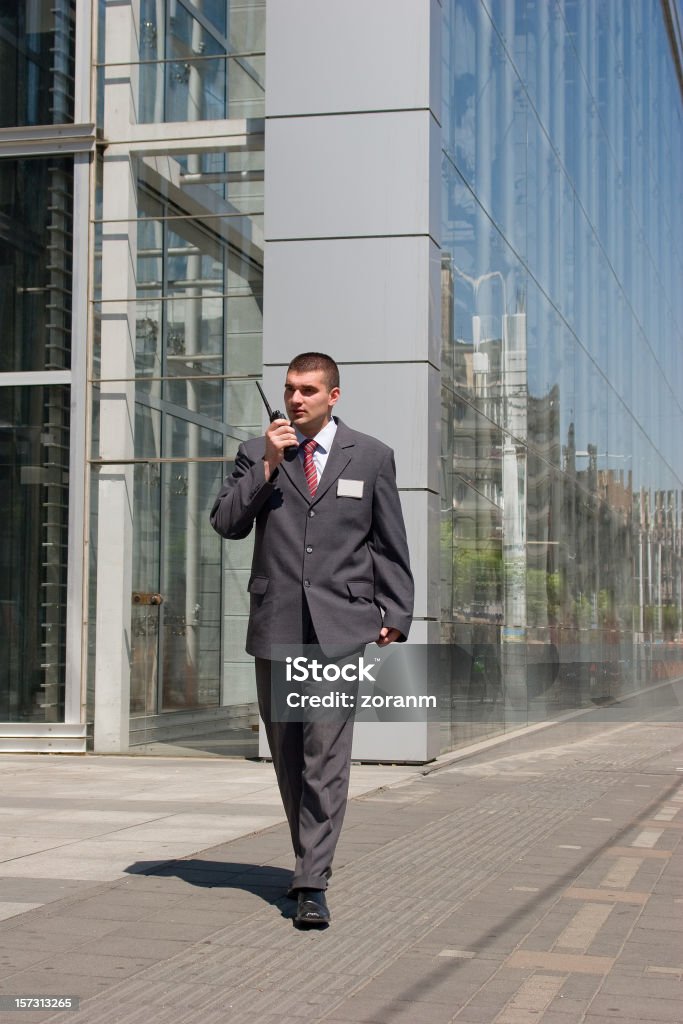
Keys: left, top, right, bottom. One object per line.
{"left": 210, "top": 418, "right": 414, "bottom": 658}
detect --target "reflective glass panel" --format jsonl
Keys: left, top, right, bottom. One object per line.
{"left": 0, "top": 385, "right": 69, "bottom": 722}
{"left": 91, "top": 134, "right": 263, "bottom": 752}
{"left": 0, "top": 156, "right": 73, "bottom": 372}
{"left": 441, "top": 0, "right": 683, "bottom": 749}
{"left": 0, "top": 0, "right": 75, "bottom": 126}
{"left": 99, "top": 0, "right": 266, "bottom": 126}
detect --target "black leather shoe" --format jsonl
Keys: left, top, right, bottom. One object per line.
{"left": 294, "top": 889, "right": 330, "bottom": 926}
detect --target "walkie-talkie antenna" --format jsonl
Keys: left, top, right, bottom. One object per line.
{"left": 255, "top": 381, "right": 274, "bottom": 420}
{"left": 254, "top": 380, "right": 298, "bottom": 461}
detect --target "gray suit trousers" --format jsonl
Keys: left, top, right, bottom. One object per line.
{"left": 255, "top": 608, "right": 359, "bottom": 891}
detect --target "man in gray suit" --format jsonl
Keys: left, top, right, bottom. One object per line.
{"left": 210, "top": 353, "right": 413, "bottom": 926}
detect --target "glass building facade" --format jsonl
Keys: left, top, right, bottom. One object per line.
{"left": 0, "top": 2, "right": 77, "bottom": 730}
{"left": 440, "top": 0, "right": 683, "bottom": 748}
{"left": 91, "top": 0, "right": 265, "bottom": 753}
{"left": 1, "top": 0, "right": 681, "bottom": 757}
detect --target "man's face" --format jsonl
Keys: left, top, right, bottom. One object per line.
{"left": 284, "top": 370, "right": 340, "bottom": 436}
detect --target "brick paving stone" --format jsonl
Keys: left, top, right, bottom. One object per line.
{"left": 562, "top": 886, "right": 650, "bottom": 905}
{"left": 584, "top": 1018, "right": 667, "bottom": 1024}
{"left": 607, "top": 846, "right": 673, "bottom": 859}
{"left": 644, "top": 892, "right": 683, "bottom": 910}
{"left": 588, "top": 993, "right": 683, "bottom": 1021}
{"left": 544, "top": 994, "right": 597, "bottom": 1017}
{"left": 651, "top": 877, "right": 683, "bottom": 895}
{"left": 550, "top": 973, "right": 600, "bottom": 999}
{"left": 56, "top": 978, "right": 237, "bottom": 1017}
{"left": 615, "top": 943, "right": 683, "bottom": 969}
{"left": 450, "top": 970, "right": 535, "bottom": 1008}
{"left": 509, "top": 950, "right": 616, "bottom": 976}
{"left": 644, "top": 965, "right": 683, "bottom": 979}
{"left": 600, "top": 973, "right": 682, "bottom": 999}
{"left": 347, "top": 965, "right": 480, "bottom": 1009}
{"left": 632, "top": 916, "right": 683, "bottom": 933}
{"left": 455, "top": 1010, "right": 519, "bottom": 1024}
{"left": 588, "top": 936, "right": 635, "bottom": 958}
{"left": 540, "top": 1015, "right": 599, "bottom": 1024}
{"left": 324, "top": 996, "right": 459, "bottom": 1023}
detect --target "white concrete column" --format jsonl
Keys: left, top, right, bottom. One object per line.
{"left": 93, "top": 1, "right": 140, "bottom": 751}
{"left": 262, "top": 0, "right": 443, "bottom": 760}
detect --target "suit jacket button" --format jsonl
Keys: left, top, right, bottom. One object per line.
{"left": 306, "top": 546, "right": 313, "bottom": 553}
{"left": 309, "top": 510, "right": 315, "bottom": 517}
{"left": 304, "top": 579, "right": 311, "bottom": 587}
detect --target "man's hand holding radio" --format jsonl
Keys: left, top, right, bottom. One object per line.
{"left": 264, "top": 418, "right": 298, "bottom": 479}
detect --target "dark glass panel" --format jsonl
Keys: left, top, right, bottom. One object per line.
{"left": 0, "top": 156, "right": 73, "bottom": 371}
{"left": 0, "top": 0, "right": 75, "bottom": 126}
{"left": 0, "top": 385, "right": 69, "bottom": 722}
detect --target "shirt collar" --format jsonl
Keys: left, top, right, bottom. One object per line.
{"left": 294, "top": 417, "right": 337, "bottom": 453}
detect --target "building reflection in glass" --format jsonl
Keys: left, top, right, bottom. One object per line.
{"left": 441, "top": 0, "right": 683, "bottom": 745}
{"left": 91, "top": 0, "right": 265, "bottom": 752}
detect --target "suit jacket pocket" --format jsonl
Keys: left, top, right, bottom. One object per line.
{"left": 347, "top": 580, "right": 374, "bottom": 601}
{"left": 248, "top": 575, "right": 270, "bottom": 596}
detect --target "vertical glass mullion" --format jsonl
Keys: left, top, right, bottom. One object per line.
{"left": 155, "top": 212, "right": 170, "bottom": 715}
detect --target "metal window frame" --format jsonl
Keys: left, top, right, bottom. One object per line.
{"left": 63, "top": 0, "right": 96, "bottom": 727}
{"left": 0, "top": 372, "right": 72, "bottom": 386}
{"left": 0, "top": 123, "right": 96, "bottom": 157}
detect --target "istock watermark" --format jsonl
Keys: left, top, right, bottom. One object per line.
{"left": 285, "top": 655, "right": 378, "bottom": 684}
{"left": 266, "top": 641, "right": 683, "bottom": 725}
{"left": 270, "top": 644, "right": 438, "bottom": 722}
{"left": 284, "top": 682, "right": 436, "bottom": 712}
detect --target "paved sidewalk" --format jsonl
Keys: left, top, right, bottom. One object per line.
{"left": 0, "top": 712, "right": 682, "bottom": 1023}
{"left": 0, "top": 756, "right": 418, "bottom": 887}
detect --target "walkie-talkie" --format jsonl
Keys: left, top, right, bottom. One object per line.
{"left": 255, "top": 381, "right": 299, "bottom": 462}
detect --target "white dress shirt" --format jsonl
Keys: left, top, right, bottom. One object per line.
{"left": 294, "top": 418, "right": 337, "bottom": 486}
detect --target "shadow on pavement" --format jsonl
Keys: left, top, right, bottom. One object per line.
{"left": 123, "top": 859, "right": 295, "bottom": 917}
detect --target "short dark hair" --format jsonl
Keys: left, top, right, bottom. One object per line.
{"left": 287, "top": 352, "right": 340, "bottom": 391}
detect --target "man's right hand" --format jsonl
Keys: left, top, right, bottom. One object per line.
{"left": 263, "top": 418, "right": 298, "bottom": 479}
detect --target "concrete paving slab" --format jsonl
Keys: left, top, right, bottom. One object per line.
{"left": 0, "top": 838, "right": 76, "bottom": 861}
{"left": 0, "top": 851, "right": 192, "bottom": 881}
{"left": 0, "top": 755, "right": 420, "bottom": 896}
{"left": 0, "top": 948, "right": 61, "bottom": 976}
{"left": 0, "top": 970, "right": 112, "bottom": 999}
{"left": 14, "top": 912, "right": 123, "bottom": 936}
{"left": 0, "top": 902, "right": 43, "bottom": 921}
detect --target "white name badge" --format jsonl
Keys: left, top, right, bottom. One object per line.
{"left": 337, "top": 478, "right": 364, "bottom": 499}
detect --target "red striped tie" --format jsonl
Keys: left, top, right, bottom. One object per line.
{"left": 302, "top": 438, "right": 318, "bottom": 497}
